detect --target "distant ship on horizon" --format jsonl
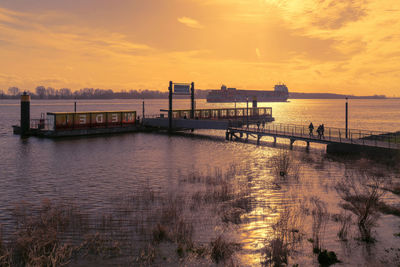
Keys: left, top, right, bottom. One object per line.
{"left": 206, "top": 84, "right": 289, "bottom": 103}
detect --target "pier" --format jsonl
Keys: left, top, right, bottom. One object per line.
{"left": 226, "top": 123, "right": 400, "bottom": 153}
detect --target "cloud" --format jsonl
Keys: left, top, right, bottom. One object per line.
{"left": 0, "top": 7, "right": 152, "bottom": 57}
{"left": 177, "top": 16, "right": 204, "bottom": 29}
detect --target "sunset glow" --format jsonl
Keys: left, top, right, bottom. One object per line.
{"left": 1, "top": 0, "right": 400, "bottom": 95}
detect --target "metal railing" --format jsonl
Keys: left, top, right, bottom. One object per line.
{"left": 160, "top": 107, "right": 273, "bottom": 120}
{"left": 30, "top": 119, "right": 51, "bottom": 131}
{"left": 231, "top": 123, "right": 400, "bottom": 149}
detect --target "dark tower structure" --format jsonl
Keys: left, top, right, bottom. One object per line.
{"left": 20, "top": 92, "right": 30, "bottom": 135}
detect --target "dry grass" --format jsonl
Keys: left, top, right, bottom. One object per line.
{"left": 0, "top": 167, "right": 254, "bottom": 265}
{"left": 261, "top": 206, "right": 304, "bottom": 267}
{"left": 210, "top": 235, "right": 240, "bottom": 264}
{"left": 310, "top": 197, "right": 329, "bottom": 252}
{"left": 335, "top": 171, "right": 386, "bottom": 242}
{"left": 332, "top": 212, "right": 352, "bottom": 242}
{"left": 0, "top": 199, "right": 122, "bottom": 267}
{"left": 270, "top": 150, "right": 301, "bottom": 180}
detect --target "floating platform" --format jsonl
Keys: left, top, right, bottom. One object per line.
{"left": 14, "top": 110, "right": 138, "bottom": 138}
{"left": 13, "top": 125, "right": 139, "bottom": 138}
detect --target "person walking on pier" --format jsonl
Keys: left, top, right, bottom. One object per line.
{"left": 321, "top": 124, "right": 325, "bottom": 139}
{"left": 309, "top": 122, "right": 314, "bottom": 137}
{"left": 317, "top": 125, "right": 322, "bottom": 139}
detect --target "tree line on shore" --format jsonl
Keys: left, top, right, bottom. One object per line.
{"left": 0, "top": 86, "right": 210, "bottom": 99}
{"left": 0, "top": 86, "right": 390, "bottom": 100}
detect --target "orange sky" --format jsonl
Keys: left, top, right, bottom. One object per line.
{"left": 0, "top": 0, "right": 400, "bottom": 95}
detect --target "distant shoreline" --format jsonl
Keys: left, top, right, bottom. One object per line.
{"left": 288, "top": 92, "right": 388, "bottom": 99}
{"left": 0, "top": 89, "right": 394, "bottom": 100}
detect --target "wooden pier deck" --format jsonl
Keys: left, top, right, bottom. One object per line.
{"left": 227, "top": 123, "right": 400, "bottom": 153}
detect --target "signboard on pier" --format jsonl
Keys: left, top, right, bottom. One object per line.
{"left": 174, "top": 84, "right": 190, "bottom": 95}
{"left": 47, "top": 111, "right": 136, "bottom": 131}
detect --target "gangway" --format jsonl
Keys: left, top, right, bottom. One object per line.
{"left": 226, "top": 123, "right": 400, "bottom": 153}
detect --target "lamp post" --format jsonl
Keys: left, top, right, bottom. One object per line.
{"left": 142, "top": 99, "right": 145, "bottom": 120}
{"left": 234, "top": 97, "right": 237, "bottom": 119}
{"left": 345, "top": 97, "right": 348, "bottom": 139}
{"left": 246, "top": 97, "right": 249, "bottom": 129}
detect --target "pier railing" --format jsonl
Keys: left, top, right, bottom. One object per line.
{"left": 160, "top": 107, "right": 273, "bottom": 120}
{"left": 234, "top": 123, "right": 400, "bottom": 149}
{"left": 30, "top": 119, "right": 51, "bottom": 131}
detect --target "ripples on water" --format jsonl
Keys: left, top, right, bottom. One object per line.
{"left": 0, "top": 99, "right": 399, "bottom": 266}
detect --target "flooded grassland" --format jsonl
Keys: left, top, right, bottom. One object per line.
{"left": 1, "top": 144, "right": 399, "bottom": 266}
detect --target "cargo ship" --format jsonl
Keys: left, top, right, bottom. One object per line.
{"left": 206, "top": 84, "right": 289, "bottom": 103}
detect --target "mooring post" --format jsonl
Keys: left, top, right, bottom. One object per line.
{"left": 168, "top": 81, "right": 173, "bottom": 131}
{"left": 20, "top": 92, "right": 30, "bottom": 136}
{"left": 190, "top": 82, "right": 195, "bottom": 119}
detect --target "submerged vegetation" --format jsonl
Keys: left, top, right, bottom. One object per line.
{"left": 0, "top": 167, "right": 251, "bottom": 266}
{"left": 0, "top": 152, "right": 399, "bottom": 266}
{"left": 335, "top": 171, "right": 386, "bottom": 242}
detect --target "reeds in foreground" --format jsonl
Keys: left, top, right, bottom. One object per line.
{"left": 335, "top": 172, "right": 386, "bottom": 243}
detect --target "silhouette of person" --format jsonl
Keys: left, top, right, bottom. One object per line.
{"left": 321, "top": 124, "right": 325, "bottom": 139}
{"left": 309, "top": 122, "right": 314, "bottom": 136}
{"left": 317, "top": 125, "right": 322, "bottom": 139}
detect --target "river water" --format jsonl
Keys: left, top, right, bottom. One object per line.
{"left": 0, "top": 98, "right": 399, "bottom": 266}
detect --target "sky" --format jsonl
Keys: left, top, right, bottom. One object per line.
{"left": 0, "top": 0, "right": 400, "bottom": 95}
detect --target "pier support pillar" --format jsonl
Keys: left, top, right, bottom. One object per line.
{"left": 20, "top": 92, "right": 30, "bottom": 136}
{"left": 290, "top": 139, "right": 295, "bottom": 150}
{"left": 273, "top": 137, "right": 277, "bottom": 146}
{"left": 245, "top": 133, "right": 249, "bottom": 142}
{"left": 257, "top": 135, "right": 261, "bottom": 145}
{"left": 306, "top": 141, "right": 310, "bottom": 150}
{"left": 240, "top": 132, "right": 243, "bottom": 138}
{"left": 225, "top": 131, "right": 229, "bottom": 140}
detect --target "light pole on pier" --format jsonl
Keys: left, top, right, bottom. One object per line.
{"left": 234, "top": 97, "right": 237, "bottom": 119}
{"left": 142, "top": 99, "right": 145, "bottom": 121}
{"left": 345, "top": 97, "right": 348, "bottom": 139}
{"left": 246, "top": 97, "right": 249, "bottom": 129}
